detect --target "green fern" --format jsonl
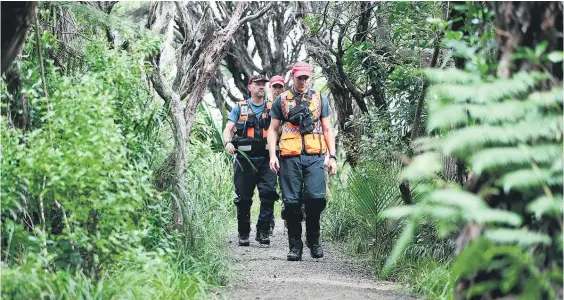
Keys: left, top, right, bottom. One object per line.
{"left": 428, "top": 101, "right": 537, "bottom": 130}
{"left": 411, "top": 136, "right": 443, "bottom": 153}
{"left": 484, "top": 229, "right": 552, "bottom": 246}
{"left": 382, "top": 66, "right": 563, "bottom": 298}
{"left": 428, "top": 71, "right": 545, "bottom": 105}
{"left": 471, "top": 144, "right": 562, "bottom": 174}
{"left": 527, "top": 194, "right": 563, "bottom": 219}
{"left": 423, "top": 68, "right": 481, "bottom": 84}
{"left": 500, "top": 168, "right": 553, "bottom": 193}
{"left": 442, "top": 115, "right": 562, "bottom": 155}
{"left": 466, "top": 208, "right": 523, "bottom": 226}
{"left": 400, "top": 152, "right": 442, "bottom": 180}
{"left": 529, "top": 87, "right": 564, "bottom": 106}
{"left": 551, "top": 158, "right": 563, "bottom": 173}
{"left": 428, "top": 189, "right": 488, "bottom": 210}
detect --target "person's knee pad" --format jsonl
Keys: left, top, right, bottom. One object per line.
{"left": 282, "top": 203, "right": 304, "bottom": 222}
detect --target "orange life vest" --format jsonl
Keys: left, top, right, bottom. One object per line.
{"left": 233, "top": 99, "right": 271, "bottom": 152}
{"left": 279, "top": 90, "right": 327, "bottom": 156}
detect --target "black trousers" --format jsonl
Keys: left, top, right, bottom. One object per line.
{"left": 279, "top": 154, "right": 327, "bottom": 245}
{"left": 233, "top": 154, "right": 279, "bottom": 235}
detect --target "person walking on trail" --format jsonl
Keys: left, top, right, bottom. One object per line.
{"left": 223, "top": 75, "right": 279, "bottom": 247}
{"left": 267, "top": 62, "right": 337, "bottom": 261}
{"left": 270, "top": 75, "right": 286, "bottom": 101}
{"left": 267, "top": 75, "right": 286, "bottom": 234}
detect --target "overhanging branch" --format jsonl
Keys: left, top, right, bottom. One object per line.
{"left": 239, "top": 3, "right": 273, "bottom": 25}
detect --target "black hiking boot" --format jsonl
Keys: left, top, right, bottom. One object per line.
{"left": 255, "top": 230, "right": 270, "bottom": 245}
{"left": 309, "top": 244, "right": 324, "bottom": 258}
{"left": 287, "top": 246, "right": 303, "bottom": 261}
{"left": 287, "top": 236, "right": 303, "bottom": 261}
{"left": 238, "top": 234, "right": 250, "bottom": 246}
{"left": 306, "top": 232, "right": 324, "bottom": 258}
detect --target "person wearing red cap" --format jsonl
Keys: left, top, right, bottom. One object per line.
{"left": 267, "top": 75, "right": 286, "bottom": 234}
{"left": 269, "top": 75, "right": 286, "bottom": 101}
{"left": 222, "top": 75, "right": 279, "bottom": 247}
{"left": 267, "top": 62, "right": 337, "bottom": 261}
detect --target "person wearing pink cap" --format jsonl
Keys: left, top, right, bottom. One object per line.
{"left": 269, "top": 75, "right": 286, "bottom": 101}
{"left": 267, "top": 61, "right": 337, "bottom": 261}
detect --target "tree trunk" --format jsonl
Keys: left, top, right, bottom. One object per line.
{"left": 149, "top": 1, "right": 251, "bottom": 230}
{"left": 170, "top": 92, "right": 187, "bottom": 227}
{"left": 1, "top": 2, "right": 37, "bottom": 74}
{"left": 410, "top": 36, "right": 441, "bottom": 142}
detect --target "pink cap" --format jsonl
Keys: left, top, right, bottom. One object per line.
{"left": 270, "top": 75, "right": 285, "bottom": 86}
{"left": 291, "top": 61, "right": 312, "bottom": 77}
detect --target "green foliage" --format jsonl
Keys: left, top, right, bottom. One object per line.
{"left": 395, "top": 257, "right": 454, "bottom": 300}
{"left": 322, "top": 158, "right": 447, "bottom": 276}
{"left": 2, "top": 74, "right": 155, "bottom": 271}
{"left": 1, "top": 3, "right": 232, "bottom": 298}
{"left": 443, "top": 3, "right": 497, "bottom": 75}
{"left": 352, "top": 108, "right": 409, "bottom": 162}
{"left": 387, "top": 2, "right": 442, "bottom": 50}
{"left": 1, "top": 249, "right": 212, "bottom": 299}
{"left": 383, "top": 67, "right": 563, "bottom": 297}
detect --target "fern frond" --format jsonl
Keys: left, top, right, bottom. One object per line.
{"left": 423, "top": 68, "right": 481, "bottom": 84}
{"left": 427, "top": 101, "right": 538, "bottom": 130}
{"left": 527, "top": 194, "right": 563, "bottom": 219}
{"left": 382, "top": 205, "right": 418, "bottom": 219}
{"left": 552, "top": 157, "right": 563, "bottom": 172}
{"left": 428, "top": 71, "right": 545, "bottom": 105}
{"left": 421, "top": 205, "right": 459, "bottom": 219}
{"left": 467, "top": 208, "right": 522, "bottom": 226}
{"left": 412, "top": 136, "right": 443, "bottom": 153}
{"left": 443, "top": 116, "right": 563, "bottom": 155}
{"left": 471, "top": 144, "right": 562, "bottom": 174}
{"left": 500, "top": 168, "right": 552, "bottom": 193}
{"left": 548, "top": 172, "right": 563, "bottom": 186}
{"left": 400, "top": 152, "right": 442, "bottom": 181}
{"left": 426, "top": 104, "right": 467, "bottom": 131}
{"left": 428, "top": 189, "right": 488, "bottom": 209}
{"left": 484, "top": 228, "right": 552, "bottom": 246}
{"left": 529, "top": 88, "right": 564, "bottom": 107}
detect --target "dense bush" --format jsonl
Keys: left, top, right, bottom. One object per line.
{"left": 1, "top": 9, "right": 234, "bottom": 298}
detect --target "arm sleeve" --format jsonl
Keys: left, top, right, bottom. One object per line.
{"left": 228, "top": 104, "right": 240, "bottom": 123}
{"left": 269, "top": 96, "right": 283, "bottom": 120}
{"left": 320, "top": 95, "right": 332, "bottom": 118}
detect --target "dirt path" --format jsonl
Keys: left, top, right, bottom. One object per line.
{"left": 221, "top": 221, "right": 417, "bottom": 300}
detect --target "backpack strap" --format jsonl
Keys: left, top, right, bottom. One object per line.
{"left": 237, "top": 99, "right": 255, "bottom": 122}
{"left": 281, "top": 91, "right": 294, "bottom": 121}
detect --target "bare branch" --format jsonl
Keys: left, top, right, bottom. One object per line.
{"left": 238, "top": 3, "right": 273, "bottom": 25}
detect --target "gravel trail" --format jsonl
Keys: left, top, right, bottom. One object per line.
{"left": 221, "top": 221, "right": 418, "bottom": 300}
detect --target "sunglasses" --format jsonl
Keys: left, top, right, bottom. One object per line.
{"left": 297, "top": 75, "right": 310, "bottom": 81}
{"left": 271, "top": 84, "right": 283, "bottom": 88}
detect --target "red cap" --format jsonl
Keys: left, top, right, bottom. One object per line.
{"left": 291, "top": 61, "right": 312, "bottom": 77}
{"left": 270, "top": 75, "right": 285, "bottom": 86}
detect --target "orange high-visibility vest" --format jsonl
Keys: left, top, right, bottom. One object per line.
{"left": 234, "top": 99, "right": 271, "bottom": 141}
{"left": 279, "top": 90, "right": 326, "bottom": 156}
